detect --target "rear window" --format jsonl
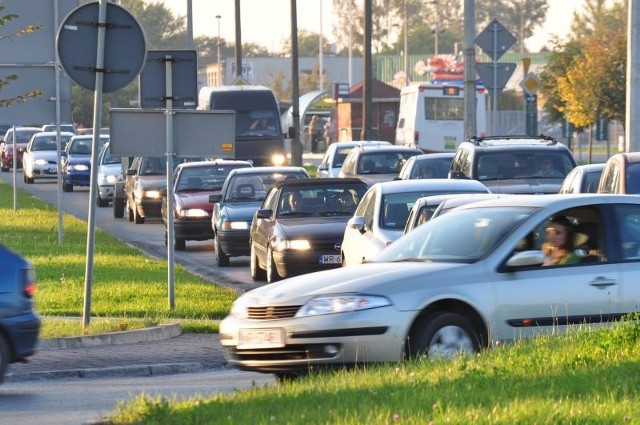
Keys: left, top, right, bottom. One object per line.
{"left": 475, "top": 151, "right": 575, "bottom": 181}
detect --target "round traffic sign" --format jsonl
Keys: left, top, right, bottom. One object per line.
{"left": 56, "top": 2, "right": 146, "bottom": 93}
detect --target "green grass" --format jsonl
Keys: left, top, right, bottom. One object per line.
{"left": 0, "top": 183, "right": 236, "bottom": 337}
{"left": 105, "top": 319, "right": 640, "bottom": 424}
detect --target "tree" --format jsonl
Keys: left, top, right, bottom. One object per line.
{"left": 0, "top": 6, "right": 43, "bottom": 108}
{"left": 541, "top": 0, "right": 626, "bottom": 129}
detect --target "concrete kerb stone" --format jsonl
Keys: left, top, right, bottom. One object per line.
{"left": 37, "top": 323, "right": 182, "bottom": 350}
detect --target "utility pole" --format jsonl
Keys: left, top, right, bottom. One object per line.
{"left": 361, "top": 0, "right": 372, "bottom": 140}
{"left": 291, "top": 0, "right": 302, "bottom": 166}
{"left": 216, "top": 15, "right": 222, "bottom": 85}
{"left": 463, "top": 0, "right": 477, "bottom": 138}
{"left": 234, "top": 0, "right": 242, "bottom": 82}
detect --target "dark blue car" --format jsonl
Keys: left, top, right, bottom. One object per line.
{"left": 210, "top": 166, "right": 309, "bottom": 266}
{"left": 61, "top": 134, "right": 110, "bottom": 192}
{"left": 0, "top": 245, "right": 40, "bottom": 383}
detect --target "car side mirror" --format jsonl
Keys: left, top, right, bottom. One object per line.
{"left": 348, "top": 215, "right": 366, "bottom": 234}
{"left": 505, "top": 250, "right": 545, "bottom": 268}
{"left": 448, "top": 170, "right": 467, "bottom": 179}
{"left": 317, "top": 163, "right": 328, "bottom": 171}
{"left": 209, "top": 194, "right": 221, "bottom": 203}
{"left": 126, "top": 169, "right": 136, "bottom": 176}
{"left": 256, "top": 208, "right": 272, "bottom": 219}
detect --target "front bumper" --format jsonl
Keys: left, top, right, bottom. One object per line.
{"left": 135, "top": 198, "right": 163, "bottom": 218}
{"left": 31, "top": 162, "right": 59, "bottom": 179}
{"left": 217, "top": 229, "right": 251, "bottom": 256}
{"left": 219, "top": 307, "right": 408, "bottom": 373}
{"left": 174, "top": 219, "right": 214, "bottom": 241}
{"left": 274, "top": 249, "right": 343, "bottom": 278}
{"left": 64, "top": 170, "right": 90, "bottom": 187}
{"left": 98, "top": 184, "right": 115, "bottom": 201}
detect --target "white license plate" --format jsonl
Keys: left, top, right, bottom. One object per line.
{"left": 319, "top": 254, "right": 341, "bottom": 264}
{"left": 238, "top": 328, "right": 284, "bottom": 349}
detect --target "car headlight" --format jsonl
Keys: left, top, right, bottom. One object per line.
{"left": 145, "top": 190, "right": 161, "bottom": 199}
{"left": 275, "top": 238, "right": 310, "bottom": 251}
{"left": 271, "top": 153, "right": 286, "bottom": 166}
{"left": 69, "top": 164, "right": 89, "bottom": 171}
{"left": 295, "top": 295, "right": 391, "bottom": 317}
{"left": 34, "top": 159, "right": 48, "bottom": 165}
{"left": 105, "top": 174, "right": 120, "bottom": 184}
{"left": 178, "top": 208, "right": 208, "bottom": 218}
{"left": 221, "top": 220, "right": 249, "bottom": 230}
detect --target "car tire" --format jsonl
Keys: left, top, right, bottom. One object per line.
{"left": 96, "top": 195, "right": 108, "bottom": 207}
{"left": 113, "top": 197, "right": 124, "bottom": 218}
{"left": 266, "top": 246, "right": 280, "bottom": 284}
{"left": 24, "top": 173, "right": 34, "bottom": 184}
{"left": 408, "top": 311, "right": 480, "bottom": 360}
{"left": 62, "top": 182, "right": 73, "bottom": 192}
{"left": 126, "top": 200, "right": 134, "bottom": 222}
{"left": 133, "top": 206, "right": 145, "bottom": 224}
{"left": 215, "top": 236, "right": 229, "bottom": 267}
{"left": 175, "top": 236, "right": 186, "bottom": 251}
{"left": 0, "top": 333, "right": 8, "bottom": 384}
{"left": 250, "top": 243, "right": 266, "bottom": 281}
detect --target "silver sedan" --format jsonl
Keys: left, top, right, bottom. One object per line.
{"left": 220, "top": 194, "right": 640, "bottom": 378}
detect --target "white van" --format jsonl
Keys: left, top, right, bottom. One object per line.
{"left": 395, "top": 84, "right": 487, "bottom": 153}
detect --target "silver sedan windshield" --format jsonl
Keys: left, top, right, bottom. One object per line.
{"left": 373, "top": 206, "right": 535, "bottom": 263}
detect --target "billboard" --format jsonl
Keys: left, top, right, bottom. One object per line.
{"left": 0, "top": 0, "right": 78, "bottom": 125}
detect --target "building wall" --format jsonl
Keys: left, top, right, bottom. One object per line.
{"left": 198, "top": 56, "right": 364, "bottom": 94}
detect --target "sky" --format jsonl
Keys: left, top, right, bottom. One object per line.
{"left": 161, "top": 0, "right": 586, "bottom": 53}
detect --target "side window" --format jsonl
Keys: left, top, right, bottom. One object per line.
{"left": 522, "top": 207, "right": 604, "bottom": 266}
{"left": 614, "top": 204, "right": 640, "bottom": 260}
{"left": 599, "top": 161, "right": 618, "bottom": 194}
{"left": 262, "top": 187, "right": 278, "bottom": 210}
{"left": 341, "top": 153, "right": 356, "bottom": 175}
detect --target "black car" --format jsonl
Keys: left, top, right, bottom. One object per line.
{"left": 249, "top": 178, "right": 368, "bottom": 283}
{"left": 210, "top": 166, "right": 309, "bottom": 266}
{"left": 0, "top": 245, "right": 40, "bottom": 383}
{"left": 448, "top": 135, "right": 578, "bottom": 194}
{"left": 161, "top": 159, "right": 252, "bottom": 250}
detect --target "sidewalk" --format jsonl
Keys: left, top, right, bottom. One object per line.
{"left": 5, "top": 324, "right": 227, "bottom": 382}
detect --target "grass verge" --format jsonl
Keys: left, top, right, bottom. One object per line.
{"left": 106, "top": 319, "right": 640, "bottom": 424}
{"left": 0, "top": 183, "right": 235, "bottom": 337}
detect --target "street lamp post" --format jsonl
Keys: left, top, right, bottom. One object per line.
{"left": 216, "top": 14, "right": 222, "bottom": 86}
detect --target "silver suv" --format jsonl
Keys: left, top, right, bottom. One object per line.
{"left": 449, "top": 135, "right": 577, "bottom": 194}
{"left": 338, "top": 144, "right": 421, "bottom": 186}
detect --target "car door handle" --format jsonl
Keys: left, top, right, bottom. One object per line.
{"left": 589, "top": 276, "right": 617, "bottom": 288}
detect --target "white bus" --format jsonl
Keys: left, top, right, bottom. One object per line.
{"left": 395, "top": 84, "right": 487, "bottom": 153}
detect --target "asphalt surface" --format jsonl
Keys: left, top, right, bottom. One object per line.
{"left": 4, "top": 152, "right": 326, "bottom": 383}
{"left": 5, "top": 323, "right": 230, "bottom": 382}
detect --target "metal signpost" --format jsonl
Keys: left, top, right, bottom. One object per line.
{"left": 57, "top": 0, "right": 146, "bottom": 327}
{"left": 475, "top": 19, "right": 516, "bottom": 136}
{"left": 111, "top": 49, "right": 234, "bottom": 308}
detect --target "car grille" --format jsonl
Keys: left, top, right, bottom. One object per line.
{"left": 247, "top": 305, "right": 302, "bottom": 319}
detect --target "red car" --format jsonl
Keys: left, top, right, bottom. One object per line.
{"left": 0, "top": 127, "right": 42, "bottom": 172}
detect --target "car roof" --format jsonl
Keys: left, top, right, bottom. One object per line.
{"left": 271, "top": 177, "right": 366, "bottom": 189}
{"left": 230, "top": 166, "right": 307, "bottom": 175}
{"left": 614, "top": 152, "right": 640, "bottom": 163}
{"left": 33, "top": 131, "right": 75, "bottom": 137}
{"left": 356, "top": 145, "right": 421, "bottom": 154}
{"left": 452, "top": 193, "right": 640, "bottom": 211}
{"left": 572, "top": 163, "right": 606, "bottom": 171}
{"left": 414, "top": 192, "right": 507, "bottom": 207}
{"left": 414, "top": 152, "right": 455, "bottom": 160}
{"left": 70, "top": 134, "right": 109, "bottom": 140}
{"left": 176, "top": 159, "right": 251, "bottom": 169}
{"left": 374, "top": 178, "right": 490, "bottom": 194}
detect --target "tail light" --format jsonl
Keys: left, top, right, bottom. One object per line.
{"left": 22, "top": 268, "right": 37, "bottom": 298}
{"left": 414, "top": 131, "right": 419, "bottom": 143}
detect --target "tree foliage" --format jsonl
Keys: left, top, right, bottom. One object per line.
{"left": 0, "top": 5, "right": 43, "bottom": 108}
{"left": 540, "top": 0, "right": 626, "bottom": 128}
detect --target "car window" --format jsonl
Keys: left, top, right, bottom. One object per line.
{"left": 625, "top": 163, "right": 640, "bottom": 194}
{"left": 277, "top": 183, "right": 367, "bottom": 217}
{"left": 32, "top": 136, "right": 58, "bottom": 151}
{"left": 332, "top": 146, "right": 354, "bottom": 169}
{"left": 615, "top": 204, "right": 640, "bottom": 260}
{"left": 140, "top": 157, "right": 166, "bottom": 175}
{"left": 374, "top": 206, "right": 534, "bottom": 263}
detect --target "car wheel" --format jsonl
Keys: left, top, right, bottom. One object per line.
{"left": 113, "top": 196, "right": 124, "bottom": 218}
{"left": 133, "top": 206, "right": 145, "bottom": 224}
{"left": 250, "top": 242, "right": 266, "bottom": 281}
{"left": 175, "top": 236, "right": 186, "bottom": 251}
{"left": 96, "top": 195, "right": 108, "bottom": 207}
{"left": 266, "top": 246, "right": 280, "bottom": 284}
{"left": 215, "top": 236, "right": 229, "bottom": 267}
{"left": 24, "top": 173, "right": 34, "bottom": 184}
{"left": 126, "top": 200, "right": 134, "bottom": 222}
{"left": 408, "top": 311, "right": 480, "bottom": 360}
{"left": 0, "top": 333, "right": 8, "bottom": 384}
{"left": 62, "top": 182, "right": 73, "bottom": 192}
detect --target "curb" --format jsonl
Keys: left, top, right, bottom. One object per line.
{"left": 5, "top": 362, "right": 205, "bottom": 383}
{"left": 37, "top": 323, "right": 182, "bottom": 350}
